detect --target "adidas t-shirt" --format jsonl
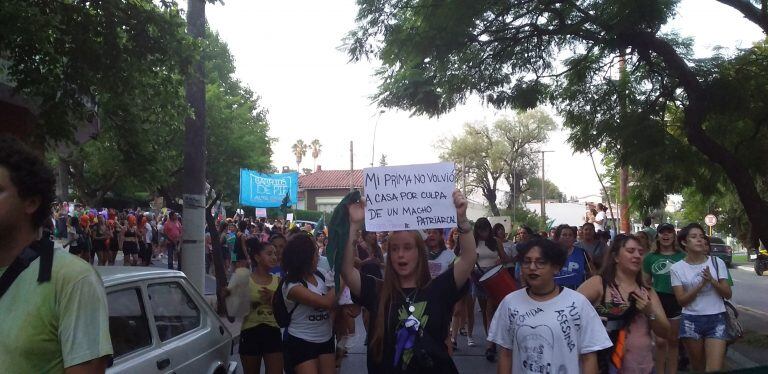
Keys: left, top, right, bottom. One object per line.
{"left": 283, "top": 274, "right": 333, "bottom": 343}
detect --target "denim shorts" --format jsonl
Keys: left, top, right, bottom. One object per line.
{"left": 680, "top": 312, "right": 728, "bottom": 340}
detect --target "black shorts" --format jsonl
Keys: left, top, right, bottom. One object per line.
{"left": 239, "top": 325, "right": 282, "bottom": 356}
{"left": 283, "top": 333, "right": 335, "bottom": 370}
{"left": 658, "top": 292, "right": 682, "bottom": 319}
{"left": 123, "top": 241, "right": 139, "bottom": 255}
{"left": 92, "top": 239, "right": 107, "bottom": 252}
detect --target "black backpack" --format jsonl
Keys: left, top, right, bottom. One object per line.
{"left": 272, "top": 270, "right": 326, "bottom": 328}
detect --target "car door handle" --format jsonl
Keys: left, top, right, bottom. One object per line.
{"left": 156, "top": 358, "right": 170, "bottom": 370}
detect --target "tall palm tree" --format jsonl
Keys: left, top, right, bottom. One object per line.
{"left": 291, "top": 140, "right": 308, "bottom": 171}
{"left": 310, "top": 139, "right": 322, "bottom": 170}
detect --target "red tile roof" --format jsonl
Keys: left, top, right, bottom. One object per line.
{"left": 299, "top": 169, "right": 364, "bottom": 190}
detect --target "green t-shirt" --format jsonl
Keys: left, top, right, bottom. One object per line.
{"left": 0, "top": 250, "right": 113, "bottom": 373}
{"left": 642, "top": 251, "right": 686, "bottom": 294}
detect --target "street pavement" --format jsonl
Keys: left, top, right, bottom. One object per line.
{"left": 722, "top": 263, "right": 768, "bottom": 370}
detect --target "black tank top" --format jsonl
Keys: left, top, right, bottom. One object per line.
{"left": 124, "top": 228, "right": 137, "bottom": 238}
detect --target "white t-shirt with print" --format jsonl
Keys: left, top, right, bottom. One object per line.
{"left": 670, "top": 256, "right": 728, "bottom": 315}
{"left": 283, "top": 274, "right": 333, "bottom": 343}
{"left": 487, "top": 287, "right": 612, "bottom": 374}
{"left": 428, "top": 249, "right": 456, "bottom": 278}
{"left": 594, "top": 211, "right": 606, "bottom": 231}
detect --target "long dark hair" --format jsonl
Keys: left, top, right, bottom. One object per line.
{"left": 281, "top": 234, "right": 317, "bottom": 283}
{"left": 370, "top": 231, "right": 431, "bottom": 363}
{"left": 600, "top": 234, "right": 644, "bottom": 289}
{"left": 474, "top": 217, "right": 498, "bottom": 253}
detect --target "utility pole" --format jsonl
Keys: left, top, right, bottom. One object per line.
{"left": 350, "top": 141, "right": 354, "bottom": 191}
{"left": 513, "top": 166, "right": 517, "bottom": 224}
{"left": 181, "top": 0, "right": 207, "bottom": 292}
{"left": 539, "top": 150, "right": 553, "bottom": 230}
{"left": 462, "top": 157, "right": 467, "bottom": 196}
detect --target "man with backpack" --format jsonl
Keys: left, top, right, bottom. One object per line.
{"left": 0, "top": 135, "right": 113, "bottom": 373}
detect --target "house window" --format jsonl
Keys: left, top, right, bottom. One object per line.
{"left": 315, "top": 196, "right": 343, "bottom": 213}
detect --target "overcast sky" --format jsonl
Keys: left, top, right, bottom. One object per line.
{"left": 206, "top": 0, "right": 763, "bottom": 201}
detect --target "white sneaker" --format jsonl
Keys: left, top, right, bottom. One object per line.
{"left": 467, "top": 337, "right": 476, "bottom": 347}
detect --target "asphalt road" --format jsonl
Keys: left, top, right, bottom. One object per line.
{"left": 730, "top": 263, "right": 768, "bottom": 314}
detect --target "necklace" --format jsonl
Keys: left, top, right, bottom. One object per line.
{"left": 400, "top": 288, "right": 419, "bottom": 314}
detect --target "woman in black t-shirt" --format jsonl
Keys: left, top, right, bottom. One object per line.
{"left": 341, "top": 190, "right": 477, "bottom": 374}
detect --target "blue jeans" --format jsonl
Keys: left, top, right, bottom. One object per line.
{"left": 680, "top": 312, "right": 728, "bottom": 340}
{"left": 166, "top": 242, "right": 180, "bottom": 270}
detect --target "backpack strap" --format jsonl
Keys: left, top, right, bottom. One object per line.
{"left": 279, "top": 278, "right": 300, "bottom": 317}
{"left": 0, "top": 237, "right": 54, "bottom": 300}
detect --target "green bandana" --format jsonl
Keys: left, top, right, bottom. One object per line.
{"left": 326, "top": 190, "right": 361, "bottom": 292}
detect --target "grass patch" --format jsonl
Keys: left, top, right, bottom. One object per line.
{"left": 733, "top": 254, "right": 748, "bottom": 263}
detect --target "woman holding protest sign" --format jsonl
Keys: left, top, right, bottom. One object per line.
{"left": 341, "top": 189, "right": 476, "bottom": 374}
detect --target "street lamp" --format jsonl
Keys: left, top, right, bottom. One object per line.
{"left": 371, "top": 110, "right": 385, "bottom": 167}
{"left": 371, "top": 110, "right": 386, "bottom": 166}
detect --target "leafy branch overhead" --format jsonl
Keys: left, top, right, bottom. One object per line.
{"left": 349, "top": 0, "right": 768, "bottom": 247}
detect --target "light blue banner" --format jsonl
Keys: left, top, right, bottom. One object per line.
{"left": 239, "top": 169, "right": 298, "bottom": 208}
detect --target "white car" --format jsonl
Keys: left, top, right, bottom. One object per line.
{"left": 98, "top": 267, "right": 238, "bottom": 374}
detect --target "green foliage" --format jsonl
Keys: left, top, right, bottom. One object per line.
{"left": 0, "top": 0, "right": 193, "bottom": 143}
{"left": 289, "top": 210, "right": 325, "bottom": 223}
{"left": 347, "top": 0, "right": 768, "bottom": 245}
{"left": 440, "top": 109, "right": 555, "bottom": 215}
{"left": 498, "top": 207, "right": 547, "bottom": 233}
{"left": 58, "top": 30, "right": 272, "bottom": 206}
{"left": 524, "top": 178, "right": 566, "bottom": 202}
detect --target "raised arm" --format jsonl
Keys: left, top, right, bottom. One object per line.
{"left": 341, "top": 200, "right": 365, "bottom": 298}
{"left": 452, "top": 190, "right": 476, "bottom": 290}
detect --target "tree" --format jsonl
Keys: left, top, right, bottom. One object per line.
{"left": 495, "top": 109, "right": 556, "bottom": 210}
{"left": 347, "top": 0, "right": 768, "bottom": 248}
{"left": 60, "top": 30, "right": 272, "bottom": 206}
{"left": 292, "top": 140, "right": 308, "bottom": 171}
{"left": 0, "top": 1, "right": 192, "bottom": 144}
{"left": 440, "top": 122, "right": 507, "bottom": 215}
{"left": 439, "top": 110, "right": 555, "bottom": 215}
{"left": 524, "top": 178, "right": 566, "bottom": 203}
{"left": 310, "top": 139, "right": 322, "bottom": 170}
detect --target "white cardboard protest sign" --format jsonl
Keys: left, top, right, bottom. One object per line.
{"left": 363, "top": 162, "right": 457, "bottom": 231}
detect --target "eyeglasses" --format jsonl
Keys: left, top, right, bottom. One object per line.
{"left": 521, "top": 259, "right": 549, "bottom": 269}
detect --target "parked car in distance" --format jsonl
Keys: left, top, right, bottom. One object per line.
{"left": 97, "top": 267, "right": 238, "bottom": 374}
{"left": 709, "top": 237, "right": 733, "bottom": 267}
{"left": 293, "top": 219, "right": 318, "bottom": 230}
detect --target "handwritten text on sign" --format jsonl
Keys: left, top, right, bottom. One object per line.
{"left": 363, "top": 162, "right": 457, "bottom": 231}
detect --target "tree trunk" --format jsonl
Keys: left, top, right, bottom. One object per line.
{"left": 619, "top": 166, "right": 630, "bottom": 233}
{"left": 635, "top": 32, "right": 768, "bottom": 249}
{"left": 484, "top": 188, "right": 500, "bottom": 216}
{"left": 683, "top": 102, "right": 768, "bottom": 249}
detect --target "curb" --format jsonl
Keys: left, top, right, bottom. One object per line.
{"left": 727, "top": 347, "right": 759, "bottom": 369}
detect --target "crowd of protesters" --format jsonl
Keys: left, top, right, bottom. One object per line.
{"left": 40, "top": 199, "right": 739, "bottom": 374}
{"left": 1, "top": 134, "right": 741, "bottom": 374}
